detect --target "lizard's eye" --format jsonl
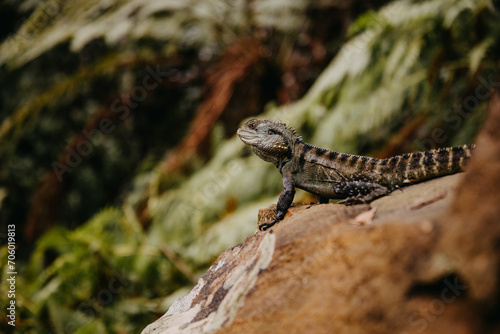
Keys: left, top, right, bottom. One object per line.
{"left": 268, "top": 129, "right": 279, "bottom": 135}
{"left": 248, "top": 120, "right": 257, "bottom": 129}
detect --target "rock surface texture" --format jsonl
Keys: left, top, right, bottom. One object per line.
{"left": 142, "top": 92, "right": 500, "bottom": 334}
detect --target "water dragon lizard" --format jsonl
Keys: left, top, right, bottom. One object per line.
{"left": 237, "top": 119, "right": 475, "bottom": 231}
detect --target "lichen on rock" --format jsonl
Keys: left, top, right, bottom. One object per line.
{"left": 142, "top": 231, "right": 275, "bottom": 333}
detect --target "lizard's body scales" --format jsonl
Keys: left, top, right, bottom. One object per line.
{"left": 237, "top": 119, "right": 474, "bottom": 230}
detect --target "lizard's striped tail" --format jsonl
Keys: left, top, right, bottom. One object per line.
{"left": 386, "top": 144, "right": 475, "bottom": 184}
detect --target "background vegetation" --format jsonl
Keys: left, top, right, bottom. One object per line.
{"left": 0, "top": 0, "right": 498, "bottom": 332}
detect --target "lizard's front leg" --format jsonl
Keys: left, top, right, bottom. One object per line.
{"left": 259, "top": 171, "right": 295, "bottom": 231}
{"left": 335, "top": 181, "right": 390, "bottom": 205}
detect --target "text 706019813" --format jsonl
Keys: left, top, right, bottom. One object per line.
{"left": 6, "top": 224, "right": 16, "bottom": 327}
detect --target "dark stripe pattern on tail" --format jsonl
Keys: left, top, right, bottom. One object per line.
{"left": 395, "top": 144, "right": 475, "bottom": 183}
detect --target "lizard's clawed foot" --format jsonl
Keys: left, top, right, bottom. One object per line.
{"left": 260, "top": 210, "right": 284, "bottom": 231}
{"left": 259, "top": 219, "right": 278, "bottom": 231}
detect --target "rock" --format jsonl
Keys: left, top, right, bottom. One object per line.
{"left": 142, "top": 93, "right": 500, "bottom": 334}
{"left": 140, "top": 177, "right": 476, "bottom": 334}
{"left": 141, "top": 230, "right": 276, "bottom": 334}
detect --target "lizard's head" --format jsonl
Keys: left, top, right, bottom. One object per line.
{"left": 237, "top": 119, "right": 301, "bottom": 165}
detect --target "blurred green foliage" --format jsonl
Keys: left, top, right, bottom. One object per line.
{"left": 0, "top": 0, "right": 499, "bottom": 333}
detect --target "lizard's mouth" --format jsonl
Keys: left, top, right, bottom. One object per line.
{"left": 237, "top": 127, "right": 257, "bottom": 146}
